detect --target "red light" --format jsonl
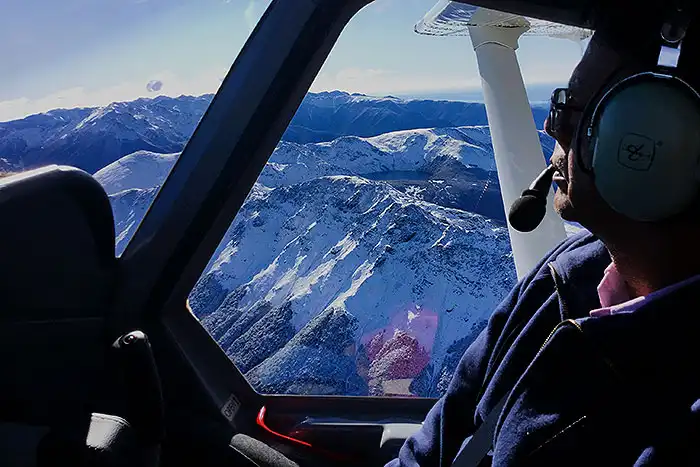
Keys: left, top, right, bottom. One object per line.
{"left": 256, "top": 406, "right": 313, "bottom": 448}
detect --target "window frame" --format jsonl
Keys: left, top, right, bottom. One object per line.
{"left": 110, "top": 0, "right": 442, "bottom": 417}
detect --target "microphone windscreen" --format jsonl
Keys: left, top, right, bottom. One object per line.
{"left": 508, "top": 193, "right": 547, "bottom": 232}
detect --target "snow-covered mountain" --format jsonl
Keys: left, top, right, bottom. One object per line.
{"left": 266, "top": 126, "right": 495, "bottom": 185}
{"left": 0, "top": 96, "right": 209, "bottom": 173}
{"left": 260, "top": 126, "right": 519, "bottom": 223}
{"left": 96, "top": 124, "right": 520, "bottom": 397}
{"left": 290, "top": 91, "right": 497, "bottom": 143}
{"left": 94, "top": 150, "right": 179, "bottom": 248}
{"left": 94, "top": 150, "right": 180, "bottom": 193}
{"left": 0, "top": 91, "right": 549, "bottom": 174}
{"left": 193, "top": 175, "right": 513, "bottom": 397}
{"left": 98, "top": 124, "right": 556, "bottom": 254}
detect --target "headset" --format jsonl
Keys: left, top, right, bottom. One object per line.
{"left": 582, "top": 15, "right": 700, "bottom": 222}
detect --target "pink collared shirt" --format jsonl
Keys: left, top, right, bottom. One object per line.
{"left": 590, "top": 263, "right": 700, "bottom": 317}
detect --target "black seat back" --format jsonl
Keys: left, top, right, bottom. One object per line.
{"left": 0, "top": 165, "right": 118, "bottom": 430}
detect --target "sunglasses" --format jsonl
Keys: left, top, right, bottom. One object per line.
{"left": 546, "top": 87, "right": 586, "bottom": 150}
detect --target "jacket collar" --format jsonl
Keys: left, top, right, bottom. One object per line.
{"left": 549, "top": 232, "right": 611, "bottom": 319}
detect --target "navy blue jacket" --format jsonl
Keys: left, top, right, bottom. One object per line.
{"left": 389, "top": 231, "right": 700, "bottom": 466}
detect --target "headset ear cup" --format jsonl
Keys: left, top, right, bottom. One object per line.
{"left": 591, "top": 75, "right": 700, "bottom": 221}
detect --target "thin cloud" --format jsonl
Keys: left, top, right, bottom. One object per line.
{"left": 311, "top": 67, "right": 483, "bottom": 96}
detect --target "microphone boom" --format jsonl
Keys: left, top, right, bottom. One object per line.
{"left": 507, "top": 164, "right": 556, "bottom": 233}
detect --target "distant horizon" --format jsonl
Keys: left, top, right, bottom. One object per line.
{"left": 3, "top": 0, "right": 582, "bottom": 124}
{"left": 1, "top": 84, "right": 561, "bottom": 124}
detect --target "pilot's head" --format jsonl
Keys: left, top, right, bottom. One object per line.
{"left": 547, "top": 15, "right": 700, "bottom": 238}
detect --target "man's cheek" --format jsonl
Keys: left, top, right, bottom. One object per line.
{"left": 553, "top": 186, "right": 573, "bottom": 217}
{"left": 553, "top": 187, "right": 566, "bottom": 206}
{"left": 568, "top": 151, "right": 595, "bottom": 195}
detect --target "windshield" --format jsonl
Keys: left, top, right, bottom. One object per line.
{"left": 2, "top": 0, "right": 585, "bottom": 398}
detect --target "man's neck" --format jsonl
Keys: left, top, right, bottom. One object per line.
{"left": 602, "top": 225, "right": 700, "bottom": 298}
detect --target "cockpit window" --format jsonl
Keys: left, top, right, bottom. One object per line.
{"left": 182, "top": 1, "right": 584, "bottom": 397}
{"left": 2, "top": 0, "right": 584, "bottom": 397}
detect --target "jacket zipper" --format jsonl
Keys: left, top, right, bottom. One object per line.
{"left": 476, "top": 263, "right": 568, "bottom": 414}
{"left": 524, "top": 319, "right": 626, "bottom": 459}
{"left": 521, "top": 318, "right": 587, "bottom": 459}
{"left": 490, "top": 262, "right": 580, "bottom": 453}
{"left": 488, "top": 318, "right": 581, "bottom": 458}
{"left": 548, "top": 262, "right": 570, "bottom": 320}
{"left": 538, "top": 318, "right": 581, "bottom": 352}
{"left": 495, "top": 261, "right": 625, "bottom": 460}
{"left": 547, "top": 261, "right": 622, "bottom": 378}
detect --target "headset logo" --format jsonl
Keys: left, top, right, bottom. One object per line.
{"left": 617, "top": 133, "right": 656, "bottom": 171}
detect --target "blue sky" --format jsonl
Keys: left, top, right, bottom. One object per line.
{"left": 1, "top": 0, "right": 585, "bottom": 122}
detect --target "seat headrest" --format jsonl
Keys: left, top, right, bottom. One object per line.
{"left": 0, "top": 166, "right": 116, "bottom": 320}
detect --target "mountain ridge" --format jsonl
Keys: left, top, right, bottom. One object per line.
{"left": 0, "top": 91, "right": 550, "bottom": 174}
